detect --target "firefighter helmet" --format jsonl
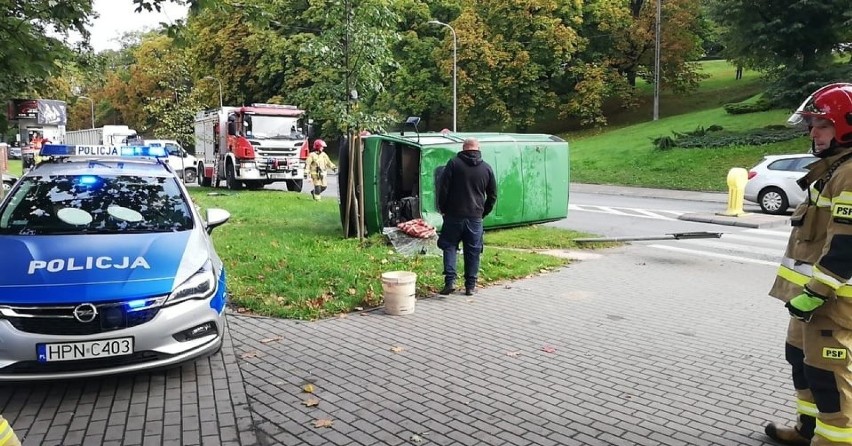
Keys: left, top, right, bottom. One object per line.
{"left": 312, "top": 139, "right": 327, "bottom": 151}
{"left": 788, "top": 83, "right": 852, "bottom": 143}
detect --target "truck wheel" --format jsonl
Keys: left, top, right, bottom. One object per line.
{"left": 337, "top": 141, "right": 359, "bottom": 237}
{"left": 285, "top": 180, "right": 303, "bottom": 192}
{"left": 226, "top": 162, "right": 242, "bottom": 190}
{"left": 184, "top": 168, "right": 197, "bottom": 184}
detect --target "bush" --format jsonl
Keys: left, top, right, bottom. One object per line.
{"left": 653, "top": 125, "right": 804, "bottom": 150}
{"left": 723, "top": 99, "right": 773, "bottom": 115}
{"left": 652, "top": 135, "right": 676, "bottom": 150}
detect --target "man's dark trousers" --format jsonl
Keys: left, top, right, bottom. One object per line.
{"left": 437, "top": 216, "right": 483, "bottom": 290}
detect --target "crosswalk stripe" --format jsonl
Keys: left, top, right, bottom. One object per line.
{"left": 743, "top": 228, "right": 792, "bottom": 238}
{"left": 678, "top": 238, "right": 785, "bottom": 257}
{"left": 720, "top": 232, "right": 790, "bottom": 247}
{"left": 568, "top": 204, "right": 683, "bottom": 220}
{"left": 633, "top": 209, "right": 677, "bottom": 220}
{"left": 648, "top": 244, "right": 779, "bottom": 266}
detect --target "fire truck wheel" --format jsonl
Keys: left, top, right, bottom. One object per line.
{"left": 285, "top": 180, "right": 303, "bottom": 192}
{"left": 198, "top": 163, "right": 211, "bottom": 187}
{"left": 226, "top": 162, "right": 242, "bottom": 190}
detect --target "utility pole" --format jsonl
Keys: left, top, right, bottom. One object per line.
{"left": 653, "top": 0, "right": 662, "bottom": 121}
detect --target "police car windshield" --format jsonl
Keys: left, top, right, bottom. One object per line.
{"left": 0, "top": 175, "right": 193, "bottom": 235}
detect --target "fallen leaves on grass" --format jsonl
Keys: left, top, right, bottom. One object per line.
{"left": 314, "top": 419, "right": 333, "bottom": 428}
{"left": 302, "top": 397, "right": 320, "bottom": 407}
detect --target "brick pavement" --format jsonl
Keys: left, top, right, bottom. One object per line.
{"left": 1, "top": 244, "right": 795, "bottom": 445}
{"left": 230, "top": 244, "right": 793, "bottom": 446}
{"left": 0, "top": 318, "right": 259, "bottom": 446}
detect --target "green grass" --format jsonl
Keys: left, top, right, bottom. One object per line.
{"left": 566, "top": 105, "right": 807, "bottom": 191}
{"left": 188, "top": 189, "right": 601, "bottom": 319}
{"left": 5, "top": 159, "right": 21, "bottom": 176}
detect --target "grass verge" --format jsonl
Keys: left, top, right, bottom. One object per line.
{"left": 188, "top": 189, "right": 603, "bottom": 320}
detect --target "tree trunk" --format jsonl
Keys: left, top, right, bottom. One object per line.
{"left": 627, "top": 70, "right": 637, "bottom": 87}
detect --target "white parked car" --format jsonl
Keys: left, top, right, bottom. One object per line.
{"left": 744, "top": 153, "right": 816, "bottom": 214}
{"left": 144, "top": 140, "right": 198, "bottom": 183}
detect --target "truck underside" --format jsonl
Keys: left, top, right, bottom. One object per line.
{"left": 378, "top": 141, "right": 421, "bottom": 228}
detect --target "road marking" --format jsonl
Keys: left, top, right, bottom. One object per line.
{"left": 648, "top": 244, "right": 779, "bottom": 266}
{"left": 568, "top": 204, "right": 684, "bottom": 220}
{"left": 678, "top": 238, "right": 784, "bottom": 258}
{"left": 720, "top": 232, "right": 789, "bottom": 247}
{"left": 743, "top": 228, "right": 791, "bottom": 238}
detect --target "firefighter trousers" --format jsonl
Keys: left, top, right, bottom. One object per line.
{"left": 787, "top": 316, "right": 852, "bottom": 445}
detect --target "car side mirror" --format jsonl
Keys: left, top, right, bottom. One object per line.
{"left": 206, "top": 208, "right": 231, "bottom": 234}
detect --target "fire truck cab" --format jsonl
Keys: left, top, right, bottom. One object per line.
{"left": 194, "top": 104, "right": 309, "bottom": 191}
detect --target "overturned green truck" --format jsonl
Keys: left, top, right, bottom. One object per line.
{"left": 338, "top": 131, "right": 570, "bottom": 236}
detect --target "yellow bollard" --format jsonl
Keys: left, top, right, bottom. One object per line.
{"left": 718, "top": 167, "right": 748, "bottom": 216}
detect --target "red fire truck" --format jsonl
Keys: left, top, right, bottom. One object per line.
{"left": 194, "top": 104, "right": 310, "bottom": 191}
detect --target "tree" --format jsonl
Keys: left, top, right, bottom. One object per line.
{"left": 283, "top": 1, "right": 401, "bottom": 135}
{"left": 454, "top": 0, "right": 583, "bottom": 132}
{"left": 0, "top": 0, "right": 94, "bottom": 129}
{"left": 712, "top": 0, "right": 852, "bottom": 105}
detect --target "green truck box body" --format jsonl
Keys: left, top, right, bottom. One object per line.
{"left": 344, "top": 132, "right": 569, "bottom": 235}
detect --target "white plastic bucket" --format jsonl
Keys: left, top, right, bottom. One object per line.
{"left": 382, "top": 271, "right": 417, "bottom": 315}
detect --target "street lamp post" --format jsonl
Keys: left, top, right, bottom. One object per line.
{"left": 78, "top": 96, "right": 94, "bottom": 128}
{"left": 653, "top": 0, "right": 661, "bottom": 121}
{"left": 202, "top": 76, "right": 223, "bottom": 108}
{"left": 428, "top": 20, "right": 457, "bottom": 132}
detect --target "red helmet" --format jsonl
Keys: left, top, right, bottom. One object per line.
{"left": 789, "top": 83, "right": 852, "bottom": 142}
{"left": 312, "top": 139, "right": 327, "bottom": 151}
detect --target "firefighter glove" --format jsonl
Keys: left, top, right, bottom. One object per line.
{"left": 786, "top": 288, "right": 827, "bottom": 322}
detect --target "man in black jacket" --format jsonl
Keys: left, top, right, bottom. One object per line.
{"left": 436, "top": 137, "right": 498, "bottom": 296}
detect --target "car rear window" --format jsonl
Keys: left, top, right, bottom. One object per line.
{"left": 768, "top": 157, "right": 812, "bottom": 172}
{"left": 0, "top": 175, "right": 193, "bottom": 235}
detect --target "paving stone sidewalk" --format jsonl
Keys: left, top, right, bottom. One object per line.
{"left": 0, "top": 318, "right": 259, "bottom": 446}
{"left": 229, "top": 245, "right": 794, "bottom": 446}
{"left": 1, "top": 244, "right": 797, "bottom": 445}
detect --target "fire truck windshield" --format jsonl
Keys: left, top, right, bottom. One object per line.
{"left": 244, "top": 115, "right": 303, "bottom": 140}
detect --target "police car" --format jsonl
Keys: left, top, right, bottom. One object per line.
{"left": 0, "top": 144, "right": 230, "bottom": 380}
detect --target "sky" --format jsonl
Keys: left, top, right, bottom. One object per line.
{"left": 88, "top": 0, "right": 189, "bottom": 53}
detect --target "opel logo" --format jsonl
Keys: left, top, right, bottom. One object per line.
{"left": 73, "top": 303, "right": 98, "bottom": 323}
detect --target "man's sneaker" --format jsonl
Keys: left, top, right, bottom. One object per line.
{"left": 465, "top": 287, "right": 476, "bottom": 296}
{"left": 764, "top": 423, "right": 811, "bottom": 445}
{"left": 438, "top": 285, "right": 455, "bottom": 295}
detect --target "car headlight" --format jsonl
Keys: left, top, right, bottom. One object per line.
{"left": 167, "top": 260, "right": 216, "bottom": 306}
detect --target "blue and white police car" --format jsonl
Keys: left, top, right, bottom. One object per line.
{"left": 0, "top": 144, "right": 230, "bottom": 380}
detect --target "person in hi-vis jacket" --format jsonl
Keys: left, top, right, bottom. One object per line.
{"left": 305, "top": 139, "right": 336, "bottom": 200}
{"left": 766, "top": 83, "right": 852, "bottom": 446}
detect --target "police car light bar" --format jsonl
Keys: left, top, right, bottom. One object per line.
{"left": 41, "top": 144, "right": 168, "bottom": 158}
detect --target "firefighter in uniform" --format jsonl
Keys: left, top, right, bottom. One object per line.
{"left": 766, "top": 83, "right": 852, "bottom": 445}
{"left": 305, "top": 139, "right": 336, "bottom": 200}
